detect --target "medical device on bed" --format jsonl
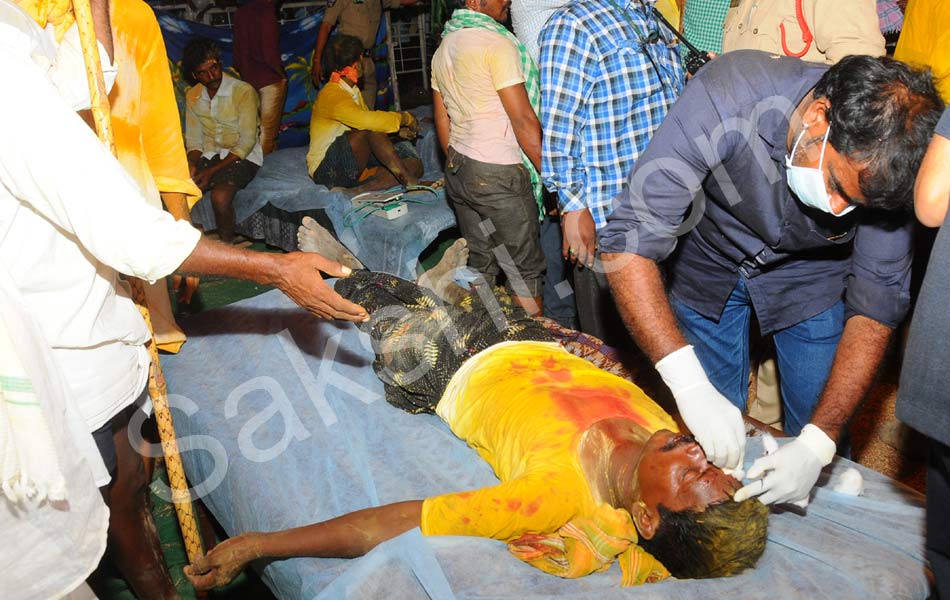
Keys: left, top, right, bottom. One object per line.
{"left": 344, "top": 185, "right": 440, "bottom": 227}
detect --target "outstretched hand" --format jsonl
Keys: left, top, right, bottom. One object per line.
{"left": 275, "top": 252, "right": 369, "bottom": 322}
{"left": 184, "top": 534, "right": 262, "bottom": 591}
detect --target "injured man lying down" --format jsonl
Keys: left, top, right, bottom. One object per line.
{"left": 185, "top": 220, "right": 769, "bottom": 590}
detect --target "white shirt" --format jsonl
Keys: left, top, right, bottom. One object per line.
{"left": 0, "top": 33, "right": 202, "bottom": 430}
{"left": 185, "top": 73, "right": 264, "bottom": 166}
{"left": 0, "top": 0, "right": 117, "bottom": 111}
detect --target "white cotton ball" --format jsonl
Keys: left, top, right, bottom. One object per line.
{"left": 762, "top": 432, "right": 779, "bottom": 456}
{"left": 832, "top": 467, "right": 864, "bottom": 496}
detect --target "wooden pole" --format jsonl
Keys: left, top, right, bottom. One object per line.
{"left": 71, "top": 0, "right": 204, "bottom": 564}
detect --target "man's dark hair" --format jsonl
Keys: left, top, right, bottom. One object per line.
{"left": 322, "top": 34, "right": 364, "bottom": 76}
{"left": 638, "top": 498, "right": 769, "bottom": 579}
{"left": 182, "top": 37, "right": 222, "bottom": 85}
{"left": 814, "top": 55, "right": 944, "bottom": 213}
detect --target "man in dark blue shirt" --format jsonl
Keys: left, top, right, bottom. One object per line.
{"left": 599, "top": 50, "right": 943, "bottom": 506}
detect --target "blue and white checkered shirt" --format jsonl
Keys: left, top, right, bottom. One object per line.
{"left": 539, "top": 0, "right": 684, "bottom": 229}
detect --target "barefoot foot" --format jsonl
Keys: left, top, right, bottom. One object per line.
{"left": 297, "top": 216, "right": 364, "bottom": 271}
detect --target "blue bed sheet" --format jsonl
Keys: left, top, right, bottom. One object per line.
{"left": 162, "top": 289, "right": 931, "bottom": 599}
{"left": 189, "top": 110, "right": 454, "bottom": 280}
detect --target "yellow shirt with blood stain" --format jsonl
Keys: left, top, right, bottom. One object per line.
{"left": 421, "top": 341, "right": 678, "bottom": 542}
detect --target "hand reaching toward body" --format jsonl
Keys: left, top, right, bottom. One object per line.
{"left": 655, "top": 345, "right": 746, "bottom": 470}
{"left": 274, "top": 252, "right": 369, "bottom": 321}
{"left": 178, "top": 240, "right": 369, "bottom": 322}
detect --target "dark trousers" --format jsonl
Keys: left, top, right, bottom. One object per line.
{"left": 444, "top": 147, "right": 545, "bottom": 298}
{"left": 540, "top": 214, "right": 577, "bottom": 329}
{"left": 930, "top": 440, "right": 950, "bottom": 599}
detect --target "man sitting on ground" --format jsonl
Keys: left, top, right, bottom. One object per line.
{"left": 185, "top": 224, "right": 768, "bottom": 589}
{"left": 183, "top": 36, "right": 262, "bottom": 245}
{"left": 307, "top": 34, "right": 423, "bottom": 193}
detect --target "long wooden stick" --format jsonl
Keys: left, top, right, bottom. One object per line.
{"left": 71, "top": 0, "right": 204, "bottom": 564}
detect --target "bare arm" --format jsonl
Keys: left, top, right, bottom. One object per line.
{"left": 312, "top": 20, "right": 333, "bottom": 85}
{"left": 914, "top": 130, "right": 950, "bottom": 227}
{"left": 432, "top": 89, "right": 451, "bottom": 157}
{"left": 185, "top": 501, "right": 423, "bottom": 590}
{"left": 497, "top": 83, "right": 541, "bottom": 171}
{"left": 178, "top": 236, "right": 369, "bottom": 321}
{"left": 602, "top": 252, "right": 689, "bottom": 362}
{"left": 160, "top": 192, "right": 192, "bottom": 223}
{"left": 809, "top": 315, "right": 892, "bottom": 443}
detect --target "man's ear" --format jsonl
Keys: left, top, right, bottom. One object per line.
{"left": 803, "top": 97, "right": 831, "bottom": 128}
{"left": 630, "top": 501, "right": 661, "bottom": 540}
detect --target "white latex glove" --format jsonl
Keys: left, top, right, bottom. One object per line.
{"left": 655, "top": 345, "right": 745, "bottom": 470}
{"left": 734, "top": 424, "right": 836, "bottom": 506}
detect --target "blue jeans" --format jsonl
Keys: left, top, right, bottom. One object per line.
{"left": 540, "top": 215, "right": 578, "bottom": 329}
{"left": 671, "top": 278, "right": 844, "bottom": 436}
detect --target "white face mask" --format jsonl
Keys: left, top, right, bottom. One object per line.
{"left": 785, "top": 124, "right": 855, "bottom": 217}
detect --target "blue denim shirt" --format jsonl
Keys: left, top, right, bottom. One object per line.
{"left": 600, "top": 50, "right": 913, "bottom": 334}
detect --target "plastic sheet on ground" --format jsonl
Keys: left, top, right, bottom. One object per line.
{"left": 162, "top": 289, "right": 930, "bottom": 600}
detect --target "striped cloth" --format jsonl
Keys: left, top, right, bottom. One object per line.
{"left": 443, "top": 9, "right": 544, "bottom": 216}
{"left": 681, "top": 0, "right": 731, "bottom": 53}
{"left": 877, "top": 0, "right": 904, "bottom": 34}
{"left": 508, "top": 502, "right": 671, "bottom": 585}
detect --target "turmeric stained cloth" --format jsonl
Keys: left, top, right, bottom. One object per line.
{"left": 17, "top": 0, "right": 201, "bottom": 353}
{"left": 109, "top": 0, "right": 202, "bottom": 210}
{"left": 109, "top": 0, "right": 202, "bottom": 353}
{"left": 422, "top": 341, "right": 675, "bottom": 584}
{"left": 305, "top": 79, "right": 401, "bottom": 176}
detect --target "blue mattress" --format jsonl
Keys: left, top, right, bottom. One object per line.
{"left": 189, "top": 110, "right": 455, "bottom": 280}
{"left": 162, "top": 289, "right": 931, "bottom": 599}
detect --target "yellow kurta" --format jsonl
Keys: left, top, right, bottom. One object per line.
{"left": 305, "top": 80, "right": 402, "bottom": 176}
{"left": 895, "top": 0, "right": 950, "bottom": 103}
{"left": 421, "top": 341, "right": 676, "bottom": 583}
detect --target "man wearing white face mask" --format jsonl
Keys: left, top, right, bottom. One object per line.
{"left": 598, "top": 50, "right": 943, "bottom": 507}
{"left": 785, "top": 123, "right": 854, "bottom": 217}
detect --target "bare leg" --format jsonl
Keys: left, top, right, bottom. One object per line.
{"left": 297, "top": 216, "right": 364, "bottom": 270}
{"left": 209, "top": 184, "right": 240, "bottom": 243}
{"left": 345, "top": 130, "right": 423, "bottom": 192}
{"left": 367, "top": 131, "right": 421, "bottom": 187}
{"left": 417, "top": 238, "right": 470, "bottom": 305}
{"left": 297, "top": 218, "right": 469, "bottom": 304}
{"left": 513, "top": 295, "right": 544, "bottom": 317}
{"left": 105, "top": 418, "right": 179, "bottom": 600}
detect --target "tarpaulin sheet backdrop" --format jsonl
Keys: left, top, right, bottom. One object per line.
{"left": 155, "top": 7, "right": 395, "bottom": 150}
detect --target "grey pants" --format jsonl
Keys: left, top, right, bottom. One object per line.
{"left": 444, "top": 147, "right": 545, "bottom": 298}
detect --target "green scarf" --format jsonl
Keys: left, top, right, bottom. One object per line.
{"left": 442, "top": 9, "right": 543, "bottom": 218}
